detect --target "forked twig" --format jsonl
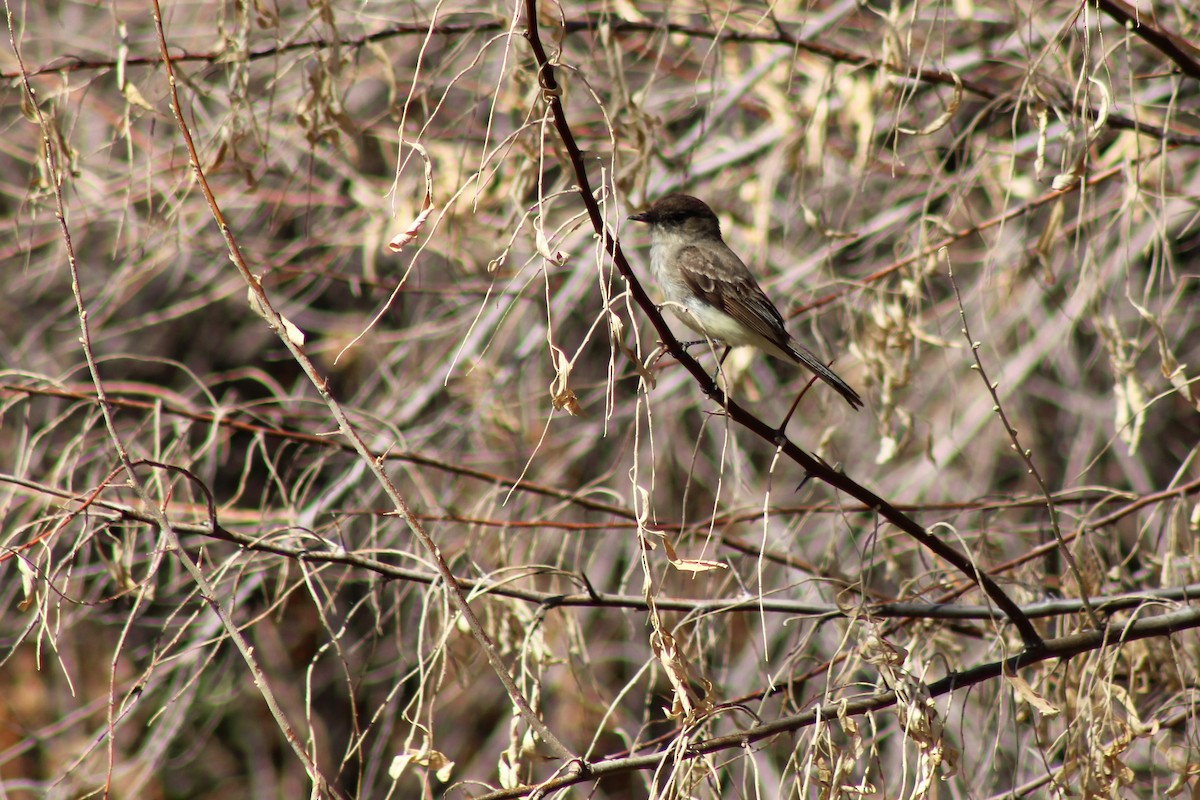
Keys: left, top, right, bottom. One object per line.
{"left": 146, "top": 0, "right": 579, "bottom": 775}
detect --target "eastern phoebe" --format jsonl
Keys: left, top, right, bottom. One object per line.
{"left": 628, "top": 193, "right": 863, "bottom": 410}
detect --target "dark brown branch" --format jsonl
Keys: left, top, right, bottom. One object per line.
{"left": 521, "top": 0, "right": 1044, "bottom": 650}
{"left": 1096, "top": 0, "right": 1200, "bottom": 80}
{"left": 471, "top": 605, "right": 1200, "bottom": 799}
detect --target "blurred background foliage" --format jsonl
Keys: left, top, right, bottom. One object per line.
{"left": 2, "top": 0, "right": 1199, "bottom": 797}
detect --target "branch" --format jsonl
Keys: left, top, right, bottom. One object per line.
{"left": 8, "top": 16, "right": 1198, "bottom": 145}
{"left": 8, "top": 470, "right": 1200, "bottom": 624}
{"left": 521, "top": 0, "right": 1044, "bottom": 650}
{"left": 148, "top": 0, "right": 578, "bottom": 770}
{"left": 471, "top": 605, "right": 1200, "bottom": 798}
{"left": 1096, "top": 0, "right": 1200, "bottom": 80}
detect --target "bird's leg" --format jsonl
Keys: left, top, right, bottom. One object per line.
{"left": 776, "top": 389, "right": 805, "bottom": 436}
{"left": 711, "top": 345, "right": 733, "bottom": 393}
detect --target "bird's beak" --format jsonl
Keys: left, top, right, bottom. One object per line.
{"left": 628, "top": 210, "right": 654, "bottom": 223}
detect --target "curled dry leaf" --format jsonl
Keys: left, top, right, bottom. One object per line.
{"left": 612, "top": 0, "right": 646, "bottom": 21}
{"left": 875, "top": 434, "right": 899, "bottom": 465}
{"left": 497, "top": 750, "right": 520, "bottom": 790}
{"left": 650, "top": 628, "right": 713, "bottom": 722}
{"left": 278, "top": 315, "right": 306, "bottom": 347}
{"left": 1051, "top": 154, "right": 1086, "bottom": 191}
{"left": 535, "top": 219, "right": 567, "bottom": 266}
{"left": 1088, "top": 77, "right": 1111, "bottom": 139}
{"left": 1129, "top": 295, "right": 1194, "bottom": 404}
{"left": 549, "top": 345, "right": 581, "bottom": 415}
{"left": 861, "top": 625, "right": 958, "bottom": 789}
{"left": 609, "top": 311, "right": 656, "bottom": 388}
{"left": 1034, "top": 107, "right": 1049, "bottom": 177}
{"left": 122, "top": 81, "right": 155, "bottom": 111}
{"left": 386, "top": 205, "right": 434, "bottom": 253}
{"left": 1004, "top": 672, "right": 1060, "bottom": 717}
{"left": 386, "top": 141, "right": 435, "bottom": 253}
{"left": 16, "top": 557, "right": 36, "bottom": 612}
{"left": 898, "top": 70, "right": 962, "bottom": 136}
{"left": 1033, "top": 196, "right": 1064, "bottom": 276}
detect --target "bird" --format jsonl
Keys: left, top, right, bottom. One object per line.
{"left": 628, "top": 193, "right": 863, "bottom": 410}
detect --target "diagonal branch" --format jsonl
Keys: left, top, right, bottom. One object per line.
{"left": 1096, "top": 0, "right": 1200, "bottom": 80}
{"left": 521, "top": 0, "right": 1044, "bottom": 650}
{"left": 471, "top": 605, "right": 1200, "bottom": 798}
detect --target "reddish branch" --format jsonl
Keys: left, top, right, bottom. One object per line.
{"left": 7, "top": 16, "right": 1198, "bottom": 145}
{"left": 7, "top": 470, "right": 1198, "bottom": 623}
{"left": 2, "top": 381, "right": 1158, "bottom": 525}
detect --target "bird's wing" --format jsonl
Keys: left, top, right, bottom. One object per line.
{"left": 675, "top": 244, "right": 792, "bottom": 348}
{"left": 677, "top": 245, "right": 864, "bottom": 410}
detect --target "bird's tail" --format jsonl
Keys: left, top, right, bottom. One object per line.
{"left": 786, "top": 340, "right": 864, "bottom": 410}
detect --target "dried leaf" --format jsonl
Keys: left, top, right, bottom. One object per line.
{"left": 388, "top": 745, "right": 454, "bottom": 783}
{"left": 1034, "top": 197, "right": 1064, "bottom": 272}
{"left": 248, "top": 278, "right": 305, "bottom": 346}
{"left": 1050, "top": 173, "right": 1076, "bottom": 191}
{"left": 535, "top": 218, "right": 567, "bottom": 266}
{"left": 1088, "top": 77, "right": 1111, "bottom": 138}
{"left": 1114, "top": 374, "right": 1146, "bottom": 453}
{"left": 1129, "top": 295, "right": 1194, "bottom": 404}
{"left": 16, "top": 556, "right": 36, "bottom": 612}
{"left": 386, "top": 205, "right": 433, "bottom": 253}
{"left": 875, "top": 434, "right": 899, "bottom": 465}
{"left": 899, "top": 70, "right": 962, "bottom": 136}
{"left": 549, "top": 345, "right": 581, "bottom": 415}
{"left": 662, "top": 537, "right": 727, "bottom": 574}
{"left": 650, "top": 629, "right": 712, "bottom": 722}
{"left": 1005, "top": 672, "right": 1059, "bottom": 717}
{"left": 122, "top": 81, "right": 155, "bottom": 111}
{"left": 387, "top": 142, "right": 435, "bottom": 253}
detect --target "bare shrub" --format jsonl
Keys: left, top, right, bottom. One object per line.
{"left": 3, "top": 0, "right": 1199, "bottom": 797}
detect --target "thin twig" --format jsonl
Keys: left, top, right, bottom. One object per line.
{"left": 147, "top": 0, "right": 577, "bottom": 772}
{"left": 7, "top": 1, "right": 343, "bottom": 794}
{"left": 7, "top": 469, "right": 1200, "bottom": 623}
{"left": 8, "top": 16, "right": 1198, "bottom": 147}
{"left": 945, "top": 250, "right": 1101, "bottom": 629}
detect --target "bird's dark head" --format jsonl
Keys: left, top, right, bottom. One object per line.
{"left": 629, "top": 194, "right": 722, "bottom": 240}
